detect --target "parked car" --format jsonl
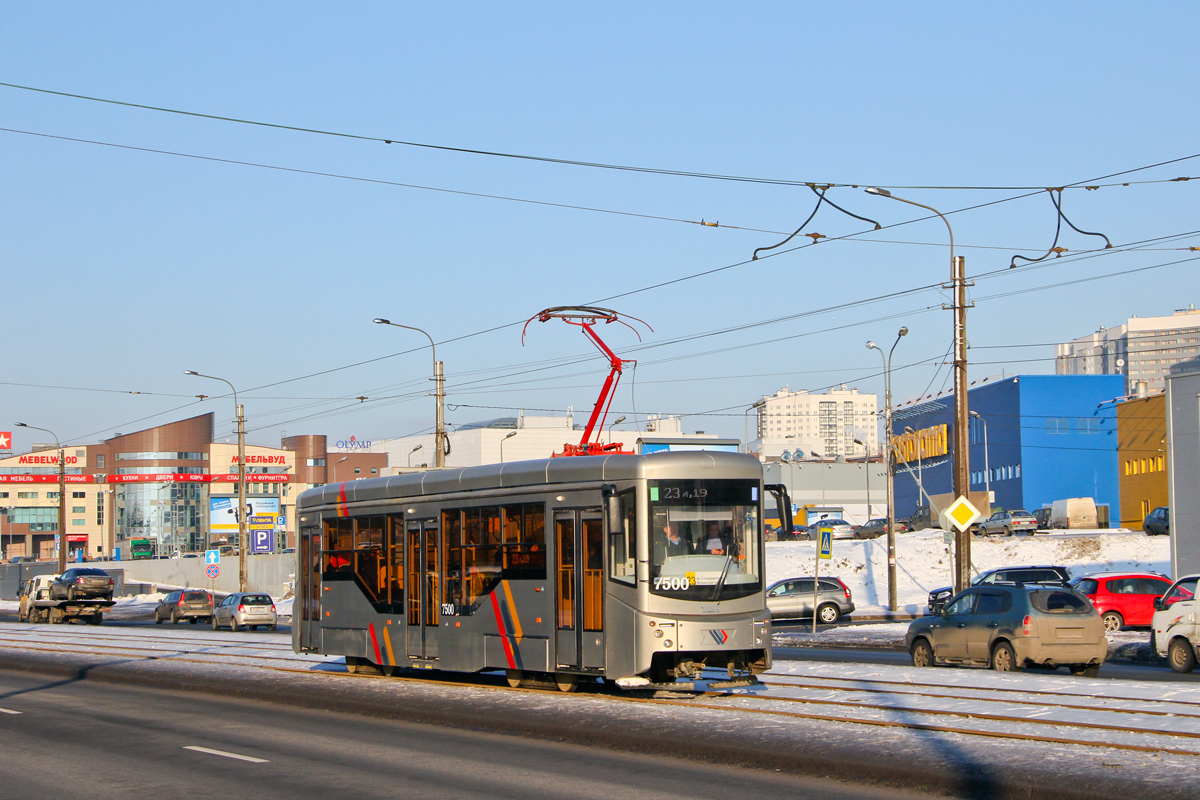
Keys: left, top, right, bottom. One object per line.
{"left": 1032, "top": 507, "right": 1053, "bottom": 529}
{"left": 1072, "top": 572, "right": 1173, "bottom": 632}
{"left": 7, "top": 555, "right": 36, "bottom": 564}
{"left": 975, "top": 509, "right": 1038, "bottom": 537}
{"left": 212, "top": 592, "right": 278, "bottom": 631}
{"left": 766, "top": 577, "right": 855, "bottom": 623}
{"left": 854, "top": 518, "right": 888, "bottom": 539}
{"left": 808, "top": 518, "right": 854, "bottom": 539}
{"left": 907, "top": 583, "right": 1107, "bottom": 675}
{"left": 48, "top": 568, "right": 114, "bottom": 602}
{"left": 926, "top": 565, "right": 1072, "bottom": 614}
{"left": 1143, "top": 506, "right": 1170, "bottom": 536}
{"left": 155, "top": 589, "right": 215, "bottom": 624}
{"left": 1151, "top": 574, "right": 1199, "bottom": 673}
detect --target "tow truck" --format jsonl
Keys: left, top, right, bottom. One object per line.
{"left": 17, "top": 574, "right": 113, "bottom": 625}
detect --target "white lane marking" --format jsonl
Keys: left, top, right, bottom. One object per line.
{"left": 183, "top": 746, "right": 269, "bottom": 763}
{"left": 0, "top": 708, "right": 22, "bottom": 715}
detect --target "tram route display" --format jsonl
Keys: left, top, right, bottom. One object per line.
{"left": 293, "top": 451, "right": 776, "bottom": 691}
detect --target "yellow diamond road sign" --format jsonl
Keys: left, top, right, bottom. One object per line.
{"left": 946, "top": 496, "right": 982, "bottom": 532}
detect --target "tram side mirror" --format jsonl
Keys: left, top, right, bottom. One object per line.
{"left": 602, "top": 484, "right": 622, "bottom": 535}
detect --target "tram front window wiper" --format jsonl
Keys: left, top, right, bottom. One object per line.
{"left": 710, "top": 555, "right": 734, "bottom": 601}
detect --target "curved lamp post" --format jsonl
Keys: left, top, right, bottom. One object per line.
{"left": 15, "top": 422, "right": 66, "bottom": 572}
{"left": 374, "top": 319, "right": 445, "bottom": 468}
{"left": 866, "top": 326, "right": 907, "bottom": 611}
{"left": 970, "top": 410, "right": 990, "bottom": 512}
{"left": 499, "top": 431, "right": 517, "bottom": 463}
{"left": 185, "top": 370, "right": 248, "bottom": 592}
{"left": 866, "top": 187, "right": 969, "bottom": 592}
{"left": 408, "top": 444, "right": 423, "bottom": 468}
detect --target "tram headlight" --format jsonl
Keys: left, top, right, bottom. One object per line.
{"left": 654, "top": 630, "right": 664, "bottom": 638}
{"left": 663, "top": 640, "right": 672, "bottom": 648}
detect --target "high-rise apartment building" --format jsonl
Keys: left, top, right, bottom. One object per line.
{"left": 752, "top": 386, "right": 878, "bottom": 461}
{"left": 1056, "top": 306, "right": 1200, "bottom": 394}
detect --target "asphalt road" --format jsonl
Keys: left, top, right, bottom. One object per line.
{"left": 0, "top": 669, "right": 929, "bottom": 800}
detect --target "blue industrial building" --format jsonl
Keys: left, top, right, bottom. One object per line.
{"left": 891, "top": 375, "right": 1124, "bottom": 522}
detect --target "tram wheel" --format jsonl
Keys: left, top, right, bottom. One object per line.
{"left": 554, "top": 673, "right": 579, "bottom": 693}
{"left": 345, "top": 656, "right": 361, "bottom": 674}
{"left": 505, "top": 669, "right": 523, "bottom": 688}
{"left": 380, "top": 664, "right": 398, "bottom": 677}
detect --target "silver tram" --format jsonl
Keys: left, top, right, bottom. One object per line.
{"left": 293, "top": 450, "right": 772, "bottom": 690}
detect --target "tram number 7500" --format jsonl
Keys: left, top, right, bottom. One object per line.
{"left": 653, "top": 576, "right": 692, "bottom": 591}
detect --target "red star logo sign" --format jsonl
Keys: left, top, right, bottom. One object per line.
{"left": 0, "top": 431, "right": 11, "bottom": 450}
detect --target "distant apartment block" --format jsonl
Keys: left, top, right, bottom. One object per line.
{"left": 1056, "top": 306, "right": 1200, "bottom": 393}
{"left": 752, "top": 385, "right": 878, "bottom": 461}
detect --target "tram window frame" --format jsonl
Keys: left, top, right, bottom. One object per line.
{"left": 607, "top": 488, "right": 637, "bottom": 586}
{"left": 445, "top": 502, "right": 547, "bottom": 614}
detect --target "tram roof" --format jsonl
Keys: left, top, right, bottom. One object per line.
{"left": 297, "top": 450, "right": 762, "bottom": 510}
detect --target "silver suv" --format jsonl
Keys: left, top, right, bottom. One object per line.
{"left": 766, "top": 577, "right": 855, "bottom": 623}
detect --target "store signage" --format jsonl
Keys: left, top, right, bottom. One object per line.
{"left": 17, "top": 453, "right": 79, "bottom": 465}
{"left": 333, "top": 436, "right": 372, "bottom": 451}
{"left": 0, "top": 431, "right": 11, "bottom": 450}
{"left": 230, "top": 455, "right": 287, "bottom": 464}
{"left": 893, "top": 423, "right": 948, "bottom": 463}
{"left": 0, "top": 473, "right": 290, "bottom": 484}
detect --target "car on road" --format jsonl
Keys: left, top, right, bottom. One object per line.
{"left": 853, "top": 518, "right": 888, "bottom": 539}
{"left": 212, "top": 592, "right": 278, "bottom": 631}
{"left": 808, "top": 518, "right": 854, "bottom": 539}
{"left": 975, "top": 509, "right": 1039, "bottom": 537}
{"left": 155, "top": 589, "right": 215, "bottom": 624}
{"left": 907, "top": 583, "right": 1107, "bottom": 675}
{"left": 766, "top": 577, "right": 855, "bottom": 623}
{"left": 1071, "top": 572, "right": 1173, "bottom": 632}
{"left": 1151, "top": 574, "right": 1200, "bottom": 672}
{"left": 926, "top": 565, "right": 1072, "bottom": 614}
{"left": 1143, "top": 506, "right": 1170, "bottom": 536}
{"left": 48, "top": 568, "right": 114, "bottom": 602}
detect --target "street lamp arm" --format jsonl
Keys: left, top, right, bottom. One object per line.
{"left": 865, "top": 189, "right": 954, "bottom": 264}
{"left": 184, "top": 371, "right": 238, "bottom": 407}
{"left": 373, "top": 319, "right": 436, "bottom": 364}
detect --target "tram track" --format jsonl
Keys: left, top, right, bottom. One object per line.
{"left": 3, "top": 622, "right": 1200, "bottom": 761}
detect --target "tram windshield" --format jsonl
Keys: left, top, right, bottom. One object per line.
{"left": 648, "top": 479, "right": 760, "bottom": 601}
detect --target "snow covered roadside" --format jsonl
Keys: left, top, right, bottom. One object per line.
{"left": 766, "top": 528, "right": 1171, "bottom": 616}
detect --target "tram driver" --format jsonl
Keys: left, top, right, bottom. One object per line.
{"left": 654, "top": 522, "right": 692, "bottom": 563}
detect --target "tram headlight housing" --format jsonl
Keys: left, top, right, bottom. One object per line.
{"left": 663, "top": 640, "right": 672, "bottom": 648}
{"left": 654, "top": 630, "right": 664, "bottom": 638}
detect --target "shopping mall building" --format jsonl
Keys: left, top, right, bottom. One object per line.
{"left": 0, "top": 414, "right": 384, "bottom": 562}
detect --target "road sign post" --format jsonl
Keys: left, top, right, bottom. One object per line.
{"left": 814, "top": 526, "right": 833, "bottom": 634}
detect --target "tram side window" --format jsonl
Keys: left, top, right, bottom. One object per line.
{"left": 353, "top": 515, "right": 387, "bottom": 602}
{"left": 323, "top": 518, "right": 354, "bottom": 578}
{"left": 387, "top": 514, "right": 404, "bottom": 607}
{"left": 450, "top": 503, "right": 547, "bottom": 612}
{"left": 442, "top": 509, "right": 463, "bottom": 610}
{"left": 608, "top": 490, "right": 637, "bottom": 586}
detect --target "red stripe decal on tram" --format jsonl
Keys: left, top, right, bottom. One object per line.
{"left": 489, "top": 592, "right": 516, "bottom": 669}
{"left": 337, "top": 482, "right": 350, "bottom": 517}
{"left": 368, "top": 624, "right": 382, "bottom": 665}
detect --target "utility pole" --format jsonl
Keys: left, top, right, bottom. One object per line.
{"left": 236, "top": 401, "right": 248, "bottom": 593}
{"left": 949, "top": 254, "right": 972, "bottom": 593}
{"left": 374, "top": 319, "right": 446, "bottom": 468}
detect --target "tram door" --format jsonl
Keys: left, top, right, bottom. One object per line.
{"left": 298, "top": 524, "right": 321, "bottom": 651}
{"left": 406, "top": 519, "right": 440, "bottom": 659}
{"left": 555, "top": 510, "right": 605, "bottom": 670}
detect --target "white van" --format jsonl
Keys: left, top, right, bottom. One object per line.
{"left": 1050, "top": 497, "right": 1098, "bottom": 529}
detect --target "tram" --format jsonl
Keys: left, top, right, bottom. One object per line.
{"left": 293, "top": 450, "right": 774, "bottom": 690}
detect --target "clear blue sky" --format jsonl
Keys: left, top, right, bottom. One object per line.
{"left": 3, "top": 2, "right": 1197, "bottom": 451}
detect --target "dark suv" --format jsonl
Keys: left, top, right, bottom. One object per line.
{"left": 155, "top": 589, "right": 215, "bottom": 624}
{"left": 926, "top": 565, "right": 1071, "bottom": 614}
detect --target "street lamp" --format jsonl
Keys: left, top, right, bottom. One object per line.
{"left": 867, "top": 186, "right": 970, "bottom": 593}
{"left": 866, "top": 326, "right": 907, "bottom": 611}
{"left": 16, "top": 422, "right": 67, "bottom": 573}
{"left": 185, "top": 370, "right": 248, "bottom": 592}
{"left": 608, "top": 415, "right": 626, "bottom": 446}
{"left": 970, "top": 411, "right": 991, "bottom": 513}
{"left": 374, "top": 318, "right": 446, "bottom": 468}
{"left": 499, "top": 431, "right": 518, "bottom": 463}
{"left": 853, "top": 438, "right": 871, "bottom": 521}
{"left": 408, "top": 445, "right": 422, "bottom": 468}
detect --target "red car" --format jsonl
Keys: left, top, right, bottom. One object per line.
{"left": 1072, "top": 572, "right": 1173, "bottom": 632}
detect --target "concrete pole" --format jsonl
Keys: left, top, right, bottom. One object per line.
{"left": 951, "top": 255, "right": 972, "bottom": 593}
{"left": 237, "top": 402, "right": 248, "bottom": 593}
{"left": 57, "top": 444, "right": 67, "bottom": 573}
